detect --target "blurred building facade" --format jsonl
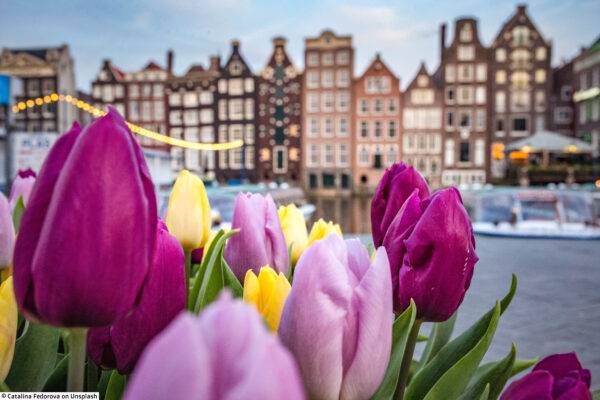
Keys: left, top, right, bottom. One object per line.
{"left": 302, "top": 30, "right": 354, "bottom": 193}
{"left": 257, "top": 37, "right": 303, "bottom": 183}
{"left": 0, "top": 45, "right": 76, "bottom": 133}
{"left": 573, "top": 36, "right": 600, "bottom": 155}
{"left": 352, "top": 53, "right": 402, "bottom": 191}
{"left": 402, "top": 63, "right": 443, "bottom": 187}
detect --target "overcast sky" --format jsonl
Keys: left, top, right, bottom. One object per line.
{"left": 1, "top": 0, "right": 598, "bottom": 91}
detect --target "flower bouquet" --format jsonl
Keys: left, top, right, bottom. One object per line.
{"left": 0, "top": 110, "right": 595, "bottom": 400}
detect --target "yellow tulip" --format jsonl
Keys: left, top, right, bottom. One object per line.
{"left": 166, "top": 170, "right": 211, "bottom": 251}
{"left": 243, "top": 266, "right": 291, "bottom": 331}
{"left": 278, "top": 204, "right": 309, "bottom": 265}
{"left": 0, "top": 276, "right": 17, "bottom": 381}
{"left": 308, "top": 218, "right": 343, "bottom": 245}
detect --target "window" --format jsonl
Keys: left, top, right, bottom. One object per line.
{"left": 358, "top": 145, "right": 369, "bottom": 166}
{"left": 536, "top": 47, "right": 547, "bottom": 61}
{"left": 336, "top": 50, "right": 349, "bottom": 65}
{"left": 458, "top": 65, "right": 474, "bottom": 82}
{"left": 459, "top": 111, "right": 471, "bottom": 128}
{"left": 511, "top": 50, "right": 530, "bottom": 68}
{"left": 359, "top": 121, "right": 368, "bottom": 138}
{"left": 388, "top": 99, "right": 397, "bottom": 113}
{"left": 338, "top": 144, "right": 349, "bottom": 166}
{"left": 26, "top": 80, "right": 39, "bottom": 95}
{"left": 323, "top": 118, "right": 333, "bottom": 137}
{"left": 512, "top": 26, "right": 530, "bottom": 46}
{"left": 245, "top": 78, "right": 254, "bottom": 92}
{"left": 309, "top": 118, "right": 319, "bottom": 137}
{"left": 169, "top": 93, "right": 181, "bottom": 106}
{"left": 337, "top": 70, "right": 350, "bottom": 87}
{"left": 512, "top": 117, "right": 527, "bottom": 132}
{"left": 229, "top": 79, "right": 243, "bottom": 95}
{"left": 412, "top": 89, "right": 434, "bottom": 104}
{"left": 218, "top": 79, "right": 227, "bottom": 93}
{"left": 92, "top": 85, "right": 101, "bottom": 98}
{"left": 403, "top": 109, "right": 415, "bottom": 129}
{"left": 359, "top": 99, "right": 368, "bottom": 114}
{"left": 476, "top": 109, "right": 486, "bottom": 130}
{"left": 154, "top": 100, "right": 164, "bottom": 120}
{"left": 476, "top": 64, "right": 486, "bottom": 81}
{"left": 322, "top": 52, "right": 334, "bottom": 66}
{"left": 323, "top": 144, "right": 334, "bottom": 166}
{"left": 42, "top": 79, "right": 55, "bottom": 94}
{"left": 446, "top": 111, "right": 454, "bottom": 129}
{"left": 446, "top": 65, "right": 456, "bottom": 82}
{"left": 535, "top": 90, "right": 546, "bottom": 111}
{"left": 169, "top": 110, "right": 182, "bottom": 125}
{"left": 511, "top": 91, "right": 530, "bottom": 112}
{"left": 200, "top": 91, "right": 213, "bottom": 104}
{"left": 554, "top": 107, "right": 572, "bottom": 124}
{"left": 475, "top": 139, "right": 484, "bottom": 166}
{"left": 496, "top": 48, "right": 506, "bottom": 62}
{"left": 103, "top": 85, "right": 114, "bottom": 102}
{"left": 245, "top": 98, "right": 254, "bottom": 119}
{"left": 338, "top": 118, "right": 348, "bottom": 137}
{"left": 142, "top": 84, "right": 152, "bottom": 97}
{"left": 511, "top": 71, "right": 530, "bottom": 90}
{"left": 322, "top": 92, "right": 334, "bottom": 112}
{"left": 183, "top": 109, "right": 198, "bottom": 125}
{"left": 307, "top": 93, "right": 319, "bottom": 112}
{"left": 496, "top": 70, "right": 507, "bottom": 84}
{"left": 307, "top": 52, "right": 319, "bottom": 66}
{"left": 459, "top": 141, "right": 470, "bottom": 162}
{"left": 445, "top": 139, "right": 455, "bottom": 166}
{"left": 535, "top": 69, "right": 546, "bottom": 83}
{"left": 229, "top": 99, "right": 243, "bottom": 120}
{"left": 374, "top": 121, "right": 382, "bottom": 138}
{"left": 460, "top": 24, "right": 473, "bottom": 41}
{"left": 183, "top": 92, "right": 198, "bottom": 107}
{"left": 322, "top": 70, "right": 334, "bottom": 88}
{"left": 200, "top": 109, "right": 213, "bottom": 123}
{"left": 388, "top": 120, "right": 397, "bottom": 138}
{"left": 337, "top": 92, "right": 349, "bottom": 111}
{"left": 218, "top": 100, "right": 227, "bottom": 120}
{"left": 366, "top": 77, "right": 391, "bottom": 94}
{"left": 496, "top": 118, "right": 504, "bottom": 133}
{"left": 129, "top": 84, "right": 139, "bottom": 97}
{"left": 457, "top": 86, "right": 474, "bottom": 104}
{"left": 475, "top": 86, "right": 486, "bottom": 104}
{"left": 457, "top": 45, "right": 475, "bottom": 61}
{"left": 308, "top": 144, "right": 319, "bottom": 166}
{"left": 153, "top": 84, "right": 162, "bottom": 97}
{"left": 446, "top": 87, "right": 455, "bottom": 102}
{"left": 374, "top": 99, "right": 383, "bottom": 113}
{"left": 307, "top": 71, "right": 319, "bottom": 88}
{"left": 387, "top": 145, "right": 398, "bottom": 165}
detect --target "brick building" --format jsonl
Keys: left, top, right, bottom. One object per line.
{"left": 257, "top": 37, "right": 302, "bottom": 183}
{"left": 402, "top": 62, "right": 444, "bottom": 187}
{"left": 302, "top": 30, "right": 353, "bottom": 193}
{"left": 573, "top": 36, "right": 600, "bottom": 154}
{"left": 549, "top": 60, "right": 575, "bottom": 136}
{"left": 353, "top": 53, "right": 401, "bottom": 191}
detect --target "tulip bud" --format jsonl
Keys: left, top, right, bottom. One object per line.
{"left": 87, "top": 220, "right": 186, "bottom": 373}
{"left": 278, "top": 204, "right": 309, "bottom": 265}
{"left": 243, "top": 266, "right": 291, "bottom": 331}
{"left": 190, "top": 230, "right": 220, "bottom": 264}
{"left": 0, "top": 194, "right": 15, "bottom": 270}
{"left": 8, "top": 169, "right": 37, "bottom": 211}
{"left": 165, "top": 170, "right": 212, "bottom": 251}
{"left": 500, "top": 353, "right": 592, "bottom": 400}
{"left": 279, "top": 235, "right": 392, "bottom": 400}
{"left": 13, "top": 110, "right": 157, "bottom": 327}
{"left": 124, "top": 292, "right": 305, "bottom": 400}
{"left": 307, "top": 218, "right": 342, "bottom": 245}
{"left": 0, "top": 277, "right": 18, "bottom": 381}
{"left": 383, "top": 187, "right": 477, "bottom": 320}
{"left": 224, "top": 193, "right": 289, "bottom": 281}
{"left": 371, "top": 162, "right": 429, "bottom": 247}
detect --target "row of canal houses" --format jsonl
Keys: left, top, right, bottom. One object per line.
{"left": 87, "top": 4, "right": 589, "bottom": 193}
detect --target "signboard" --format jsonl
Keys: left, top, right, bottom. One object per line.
{"left": 9, "top": 131, "right": 58, "bottom": 177}
{"left": 0, "top": 75, "right": 9, "bottom": 105}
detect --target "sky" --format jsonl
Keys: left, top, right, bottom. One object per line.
{"left": 1, "top": 0, "right": 598, "bottom": 91}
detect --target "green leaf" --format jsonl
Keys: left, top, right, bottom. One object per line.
{"left": 592, "top": 389, "right": 600, "bottom": 400}
{"left": 286, "top": 242, "right": 294, "bottom": 283}
{"left": 86, "top": 357, "right": 99, "bottom": 392}
{"left": 370, "top": 300, "right": 417, "bottom": 400}
{"left": 478, "top": 384, "right": 490, "bottom": 400}
{"left": 193, "top": 229, "right": 239, "bottom": 313}
{"left": 0, "top": 381, "right": 10, "bottom": 391}
{"left": 5, "top": 321, "right": 61, "bottom": 391}
{"left": 222, "top": 258, "right": 243, "bottom": 297}
{"left": 510, "top": 358, "right": 538, "bottom": 377}
{"left": 405, "top": 275, "right": 517, "bottom": 400}
{"left": 459, "top": 343, "right": 516, "bottom": 400}
{"left": 42, "top": 354, "right": 69, "bottom": 392}
{"left": 105, "top": 371, "right": 127, "bottom": 400}
{"left": 417, "top": 312, "right": 457, "bottom": 371}
{"left": 417, "top": 335, "right": 429, "bottom": 342}
{"left": 188, "top": 230, "right": 225, "bottom": 309}
{"left": 98, "top": 370, "right": 113, "bottom": 400}
{"left": 12, "top": 196, "right": 25, "bottom": 232}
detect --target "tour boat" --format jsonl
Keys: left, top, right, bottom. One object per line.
{"left": 471, "top": 189, "right": 600, "bottom": 239}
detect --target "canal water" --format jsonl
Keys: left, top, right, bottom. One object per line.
{"left": 310, "top": 195, "right": 600, "bottom": 387}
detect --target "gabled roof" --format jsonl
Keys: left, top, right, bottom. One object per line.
{"left": 492, "top": 4, "right": 548, "bottom": 46}
{"left": 356, "top": 53, "right": 398, "bottom": 81}
{"left": 143, "top": 61, "right": 164, "bottom": 71}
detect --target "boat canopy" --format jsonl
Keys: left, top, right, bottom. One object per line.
{"left": 504, "top": 130, "right": 595, "bottom": 154}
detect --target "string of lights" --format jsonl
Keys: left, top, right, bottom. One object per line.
{"left": 11, "top": 93, "right": 243, "bottom": 151}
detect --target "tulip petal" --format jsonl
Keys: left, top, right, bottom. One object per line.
{"left": 340, "top": 246, "right": 393, "bottom": 400}
{"left": 0, "top": 277, "right": 17, "bottom": 381}
{"left": 13, "top": 122, "right": 81, "bottom": 321}
{"left": 0, "top": 194, "right": 15, "bottom": 269}
{"left": 279, "top": 235, "right": 350, "bottom": 400}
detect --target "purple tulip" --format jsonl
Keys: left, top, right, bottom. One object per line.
{"left": 87, "top": 220, "right": 185, "bottom": 373}
{"left": 279, "top": 235, "right": 392, "bottom": 400}
{"left": 8, "top": 169, "right": 37, "bottom": 211}
{"left": 224, "top": 193, "right": 288, "bottom": 281}
{"left": 13, "top": 109, "right": 157, "bottom": 327}
{"left": 371, "top": 162, "right": 429, "bottom": 247}
{"left": 383, "top": 187, "right": 477, "bottom": 320}
{"left": 500, "top": 353, "right": 592, "bottom": 400}
{"left": 124, "top": 292, "right": 305, "bottom": 400}
{"left": 0, "top": 194, "right": 15, "bottom": 269}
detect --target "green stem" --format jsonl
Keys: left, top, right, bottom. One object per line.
{"left": 185, "top": 250, "right": 192, "bottom": 302}
{"left": 395, "top": 320, "right": 422, "bottom": 400}
{"left": 67, "top": 328, "right": 88, "bottom": 392}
